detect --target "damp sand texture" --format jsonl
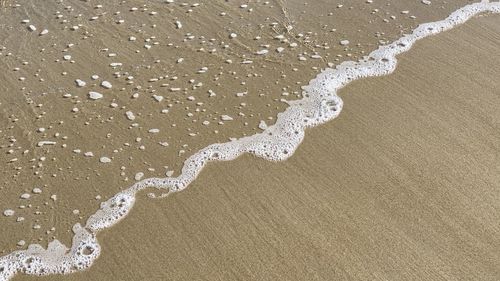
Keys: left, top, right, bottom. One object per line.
{"left": 13, "top": 12, "right": 500, "bottom": 281}
{"left": 4, "top": 0, "right": 500, "bottom": 280}
{"left": 3, "top": 0, "right": 470, "bottom": 254}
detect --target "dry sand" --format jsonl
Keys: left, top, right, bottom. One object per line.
{"left": 15, "top": 13, "right": 500, "bottom": 281}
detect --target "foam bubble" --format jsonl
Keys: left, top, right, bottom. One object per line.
{"left": 1, "top": 1, "right": 499, "bottom": 280}
{"left": 0, "top": 224, "right": 99, "bottom": 280}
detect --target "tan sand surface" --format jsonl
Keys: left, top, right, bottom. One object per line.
{"left": 16, "top": 13, "right": 500, "bottom": 281}
{"left": 1, "top": 0, "right": 471, "bottom": 258}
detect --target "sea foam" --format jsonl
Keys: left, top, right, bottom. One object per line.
{"left": 1, "top": 1, "right": 499, "bottom": 280}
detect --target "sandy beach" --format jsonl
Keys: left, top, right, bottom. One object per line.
{"left": 1, "top": 0, "right": 500, "bottom": 280}
{"left": 12, "top": 12, "right": 500, "bottom": 281}
{"left": 1, "top": 0, "right": 473, "bottom": 255}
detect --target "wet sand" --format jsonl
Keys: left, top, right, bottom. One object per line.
{"left": 17, "top": 13, "right": 500, "bottom": 281}
{"left": 0, "top": 0, "right": 473, "bottom": 258}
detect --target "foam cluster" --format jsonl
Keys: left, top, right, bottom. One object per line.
{"left": 0, "top": 224, "right": 99, "bottom": 280}
{"left": 1, "top": 1, "right": 499, "bottom": 280}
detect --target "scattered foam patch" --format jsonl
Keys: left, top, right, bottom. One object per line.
{"left": 1, "top": 1, "right": 499, "bottom": 280}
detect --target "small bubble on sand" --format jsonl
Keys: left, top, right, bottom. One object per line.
{"left": 258, "top": 120, "right": 268, "bottom": 130}
{"left": 100, "top": 156, "right": 112, "bottom": 163}
{"left": 3, "top": 209, "right": 15, "bottom": 217}
{"left": 20, "top": 193, "right": 30, "bottom": 199}
{"left": 221, "top": 115, "right": 233, "bottom": 121}
{"left": 75, "top": 79, "right": 86, "bottom": 87}
{"left": 89, "top": 91, "right": 103, "bottom": 100}
{"left": 101, "top": 81, "right": 112, "bottom": 89}
{"left": 340, "top": 40, "right": 350, "bottom": 46}
{"left": 125, "top": 111, "right": 136, "bottom": 121}
{"left": 256, "top": 49, "right": 269, "bottom": 55}
{"left": 134, "top": 172, "right": 144, "bottom": 181}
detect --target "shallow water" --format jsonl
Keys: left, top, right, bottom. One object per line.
{"left": 0, "top": 0, "right": 492, "bottom": 280}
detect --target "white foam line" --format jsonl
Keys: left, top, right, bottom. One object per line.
{"left": 1, "top": 1, "right": 499, "bottom": 280}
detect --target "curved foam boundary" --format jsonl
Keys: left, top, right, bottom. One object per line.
{"left": 1, "top": 1, "right": 499, "bottom": 280}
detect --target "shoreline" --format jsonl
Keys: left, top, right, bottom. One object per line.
{"left": 3, "top": 2, "right": 500, "bottom": 281}
{"left": 22, "top": 12, "right": 500, "bottom": 281}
